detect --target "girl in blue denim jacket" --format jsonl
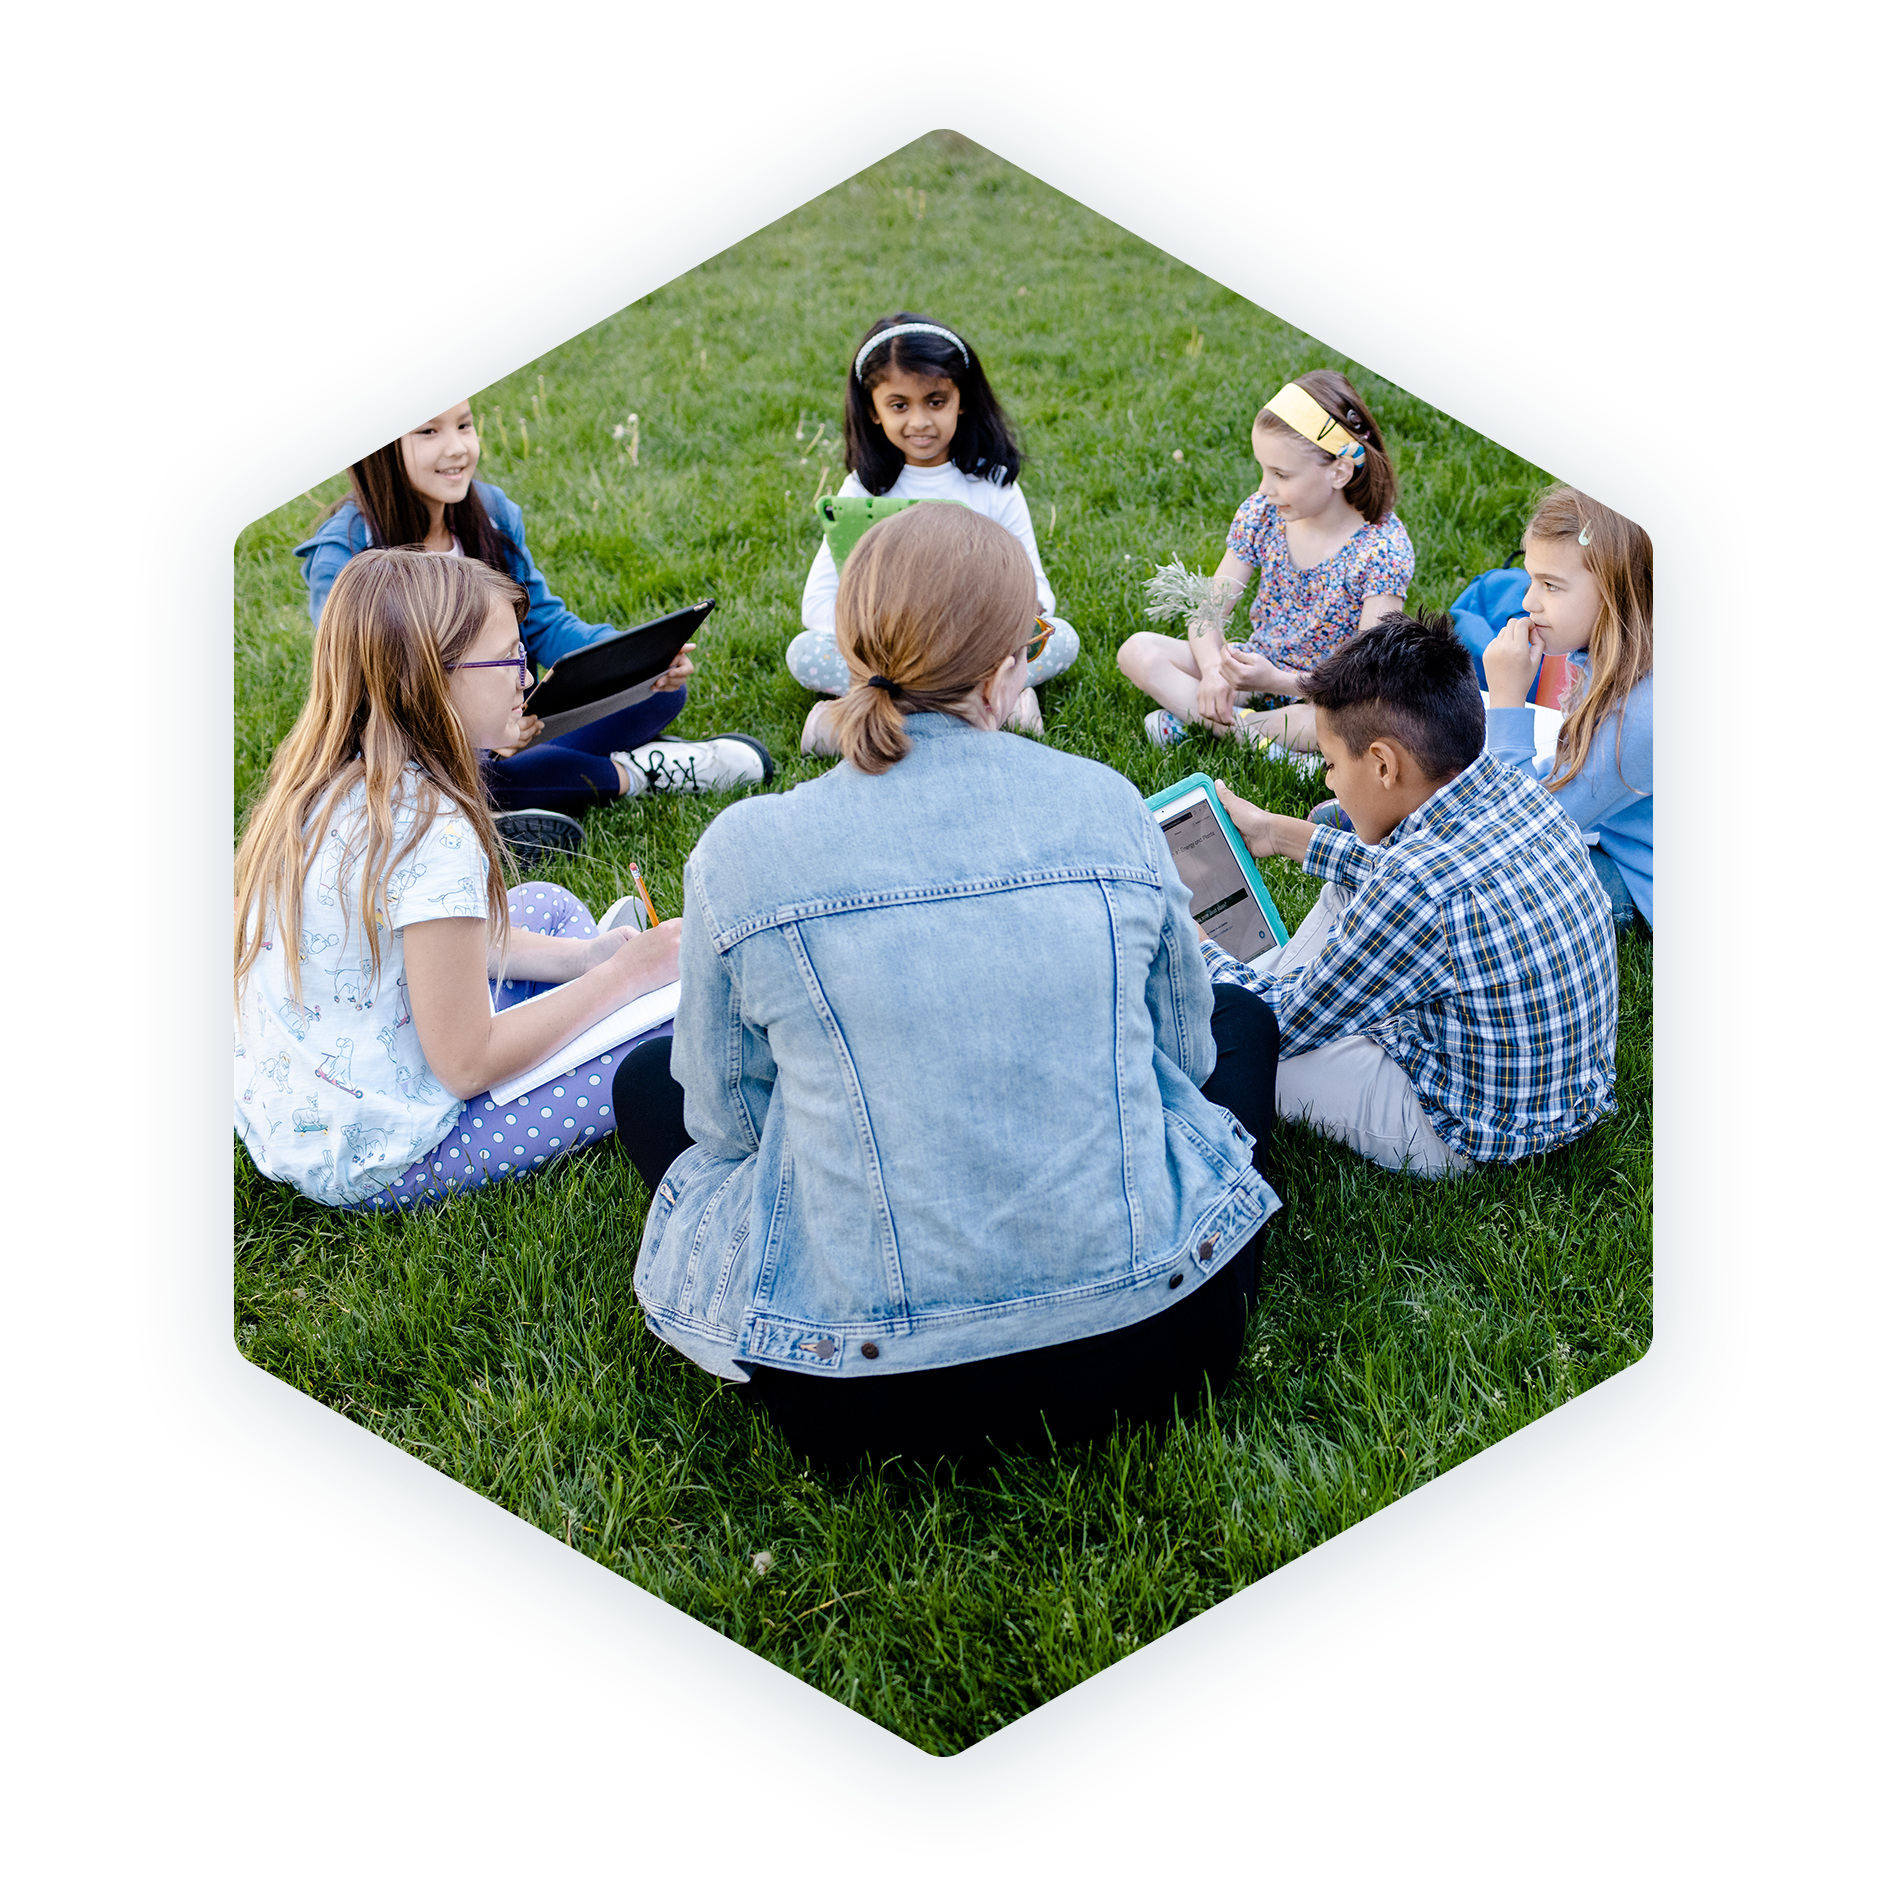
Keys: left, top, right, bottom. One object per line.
{"left": 615, "top": 504, "right": 1284, "bottom": 1470}
{"left": 296, "top": 400, "right": 771, "bottom": 857}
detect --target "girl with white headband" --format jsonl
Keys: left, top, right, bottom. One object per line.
{"left": 790, "top": 310, "right": 1079, "bottom": 753}
{"left": 1117, "top": 368, "right": 1412, "bottom": 755}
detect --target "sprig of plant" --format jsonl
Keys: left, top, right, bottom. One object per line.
{"left": 1142, "top": 557, "right": 1215, "bottom": 622}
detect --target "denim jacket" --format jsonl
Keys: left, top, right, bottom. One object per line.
{"left": 293, "top": 480, "right": 615, "bottom": 670}
{"left": 635, "top": 713, "right": 1281, "bottom": 1382}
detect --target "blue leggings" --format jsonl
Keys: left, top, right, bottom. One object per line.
{"left": 486, "top": 687, "right": 687, "bottom": 817}
{"left": 354, "top": 882, "right": 673, "bottom": 1211}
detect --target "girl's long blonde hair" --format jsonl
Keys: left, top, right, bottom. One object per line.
{"left": 234, "top": 548, "right": 519, "bottom": 1014}
{"left": 1528, "top": 485, "right": 1653, "bottom": 792}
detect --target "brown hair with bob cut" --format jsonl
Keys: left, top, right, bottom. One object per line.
{"left": 1525, "top": 484, "right": 1653, "bottom": 792}
{"left": 234, "top": 548, "right": 522, "bottom": 1015}
{"left": 1253, "top": 367, "right": 1399, "bottom": 525}
{"left": 827, "top": 503, "right": 1039, "bottom": 774}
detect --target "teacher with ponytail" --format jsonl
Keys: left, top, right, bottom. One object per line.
{"left": 615, "top": 504, "right": 1283, "bottom": 1468}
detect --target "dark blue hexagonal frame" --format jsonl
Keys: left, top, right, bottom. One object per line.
{"left": 147, "top": 44, "right": 1750, "bottom": 1855}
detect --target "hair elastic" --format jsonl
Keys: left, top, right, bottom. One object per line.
{"left": 854, "top": 322, "right": 970, "bottom": 379}
{"left": 866, "top": 673, "right": 902, "bottom": 695}
{"left": 1261, "top": 382, "right": 1367, "bottom": 463}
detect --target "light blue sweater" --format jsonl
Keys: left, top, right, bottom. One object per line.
{"left": 1486, "top": 662, "right": 1653, "bottom": 927}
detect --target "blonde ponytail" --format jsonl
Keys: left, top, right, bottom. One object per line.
{"left": 829, "top": 504, "right": 1038, "bottom": 775}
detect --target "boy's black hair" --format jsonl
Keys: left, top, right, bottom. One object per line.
{"left": 843, "top": 311, "right": 1023, "bottom": 496}
{"left": 1302, "top": 611, "right": 1485, "bottom": 783}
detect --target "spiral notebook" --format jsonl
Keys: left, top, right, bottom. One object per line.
{"left": 488, "top": 978, "right": 681, "bottom": 1104}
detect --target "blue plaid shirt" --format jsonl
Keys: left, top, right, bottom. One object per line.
{"left": 1204, "top": 753, "right": 1619, "bottom": 1163}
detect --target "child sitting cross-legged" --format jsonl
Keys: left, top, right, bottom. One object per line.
{"left": 1206, "top": 611, "right": 1619, "bottom": 1178}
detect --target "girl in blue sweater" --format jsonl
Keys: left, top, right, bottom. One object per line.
{"left": 1482, "top": 485, "right": 1653, "bottom": 927}
{"left": 296, "top": 402, "right": 771, "bottom": 859}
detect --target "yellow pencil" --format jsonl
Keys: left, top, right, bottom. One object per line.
{"left": 628, "top": 861, "right": 661, "bottom": 926}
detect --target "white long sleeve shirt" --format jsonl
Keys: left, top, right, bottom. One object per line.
{"left": 799, "top": 462, "right": 1057, "bottom": 631}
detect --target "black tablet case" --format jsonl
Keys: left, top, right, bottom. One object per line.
{"left": 525, "top": 601, "right": 714, "bottom": 740}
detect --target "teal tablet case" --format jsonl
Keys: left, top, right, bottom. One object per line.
{"left": 1144, "top": 771, "right": 1290, "bottom": 957}
{"left": 815, "top": 493, "right": 964, "bottom": 568}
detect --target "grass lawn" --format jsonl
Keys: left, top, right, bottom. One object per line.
{"left": 233, "top": 132, "right": 1651, "bottom": 1755}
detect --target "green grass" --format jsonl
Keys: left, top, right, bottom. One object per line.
{"left": 234, "top": 131, "right": 1651, "bottom": 1754}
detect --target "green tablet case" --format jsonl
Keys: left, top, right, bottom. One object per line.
{"left": 815, "top": 493, "right": 964, "bottom": 568}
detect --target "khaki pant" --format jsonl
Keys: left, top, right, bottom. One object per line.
{"left": 1267, "top": 883, "right": 1476, "bottom": 1179}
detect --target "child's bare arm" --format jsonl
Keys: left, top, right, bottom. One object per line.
{"left": 406, "top": 916, "right": 684, "bottom": 1100}
{"left": 1214, "top": 780, "right": 1314, "bottom": 864}
{"left": 1190, "top": 552, "right": 1255, "bottom": 731}
{"left": 484, "top": 924, "right": 635, "bottom": 985}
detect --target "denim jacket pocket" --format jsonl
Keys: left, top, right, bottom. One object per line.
{"left": 1166, "top": 1105, "right": 1253, "bottom": 1185}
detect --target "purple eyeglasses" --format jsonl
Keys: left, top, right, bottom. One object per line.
{"left": 447, "top": 644, "right": 531, "bottom": 690}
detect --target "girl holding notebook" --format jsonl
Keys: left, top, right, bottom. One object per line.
{"left": 234, "top": 549, "right": 680, "bottom": 1210}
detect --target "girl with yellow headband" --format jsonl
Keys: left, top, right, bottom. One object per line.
{"left": 1117, "top": 368, "right": 1412, "bottom": 753}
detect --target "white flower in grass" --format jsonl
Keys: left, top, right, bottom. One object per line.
{"left": 751, "top": 1550, "right": 774, "bottom": 1576}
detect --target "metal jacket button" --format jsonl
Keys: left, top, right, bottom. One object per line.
{"left": 1199, "top": 1238, "right": 1215, "bottom": 1262}
{"left": 861, "top": 1342, "right": 879, "bottom": 1359}
{"left": 1168, "top": 1272, "right": 1183, "bottom": 1289}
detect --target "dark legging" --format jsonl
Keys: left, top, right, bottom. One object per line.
{"left": 614, "top": 982, "right": 1282, "bottom": 1469}
{"left": 485, "top": 686, "right": 687, "bottom": 818}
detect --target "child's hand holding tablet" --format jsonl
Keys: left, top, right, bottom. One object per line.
{"left": 1210, "top": 779, "right": 1316, "bottom": 864}
{"left": 1144, "top": 772, "right": 1292, "bottom": 964}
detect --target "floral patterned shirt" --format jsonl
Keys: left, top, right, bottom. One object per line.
{"left": 1225, "top": 493, "right": 1415, "bottom": 671}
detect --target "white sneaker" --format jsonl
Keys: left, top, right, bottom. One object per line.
{"left": 612, "top": 734, "right": 774, "bottom": 796}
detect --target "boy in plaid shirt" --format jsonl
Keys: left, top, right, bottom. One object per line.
{"left": 1204, "top": 612, "right": 1618, "bottom": 1176}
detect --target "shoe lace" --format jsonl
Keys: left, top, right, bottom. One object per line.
{"left": 637, "top": 746, "right": 699, "bottom": 792}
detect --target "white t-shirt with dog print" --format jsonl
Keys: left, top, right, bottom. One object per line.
{"left": 235, "top": 770, "right": 491, "bottom": 1206}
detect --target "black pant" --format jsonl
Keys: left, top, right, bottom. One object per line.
{"left": 614, "top": 983, "right": 1281, "bottom": 1470}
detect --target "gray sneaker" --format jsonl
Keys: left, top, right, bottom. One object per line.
{"left": 597, "top": 892, "right": 649, "bottom": 933}
{"left": 494, "top": 808, "right": 584, "bottom": 865}
{"left": 613, "top": 734, "right": 774, "bottom": 796}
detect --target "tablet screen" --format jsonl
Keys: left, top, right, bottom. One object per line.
{"left": 1156, "top": 788, "right": 1281, "bottom": 963}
